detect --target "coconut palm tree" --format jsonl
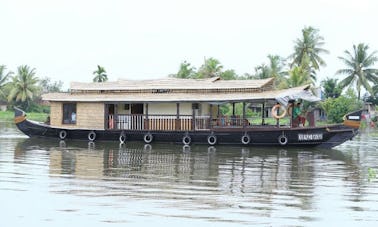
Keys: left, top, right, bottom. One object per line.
{"left": 336, "top": 43, "right": 378, "bottom": 100}
{"left": 172, "top": 61, "right": 196, "bottom": 78}
{"left": 197, "top": 57, "right": 223, "bottom": 78}
{"left": 253, "top": 55, "right": 286, "bottom": 87}
{"left": 93, "top": 65, "right": 108, "bottom": 82}
{"left": 0, "top": 65, "right": 13, "bottom": 99}
{"left": 8, "top": 65, "right": 38, "bottom": 110}
{"left": 321, "top": 77, "right": 342, "bottom": 98}
{"left": 290, "top": 26, "right": 329, "bottom": 74}
{"left": 280, "top": 65, "right": 313, "bottom": 89}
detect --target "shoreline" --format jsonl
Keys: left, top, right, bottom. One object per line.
{"left": 0, "top": 111, "right": 48, "bottom": 122}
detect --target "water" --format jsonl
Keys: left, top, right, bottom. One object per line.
{"left": 1, "top": 121, "right": 378, "bottom": 226}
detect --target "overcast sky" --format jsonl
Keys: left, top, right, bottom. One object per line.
{"left": 1, "top": 0, "right": 378, "bottom": 88}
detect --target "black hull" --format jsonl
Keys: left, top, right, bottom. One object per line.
{"left": 15, "top": 117, "right": 359, "bottom": 149}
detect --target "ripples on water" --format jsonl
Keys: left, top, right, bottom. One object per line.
{"left": 1, "top": 122, "right": 378, "bottom": 226}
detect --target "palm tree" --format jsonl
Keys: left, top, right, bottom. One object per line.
{"left": 336, "top": 43, "right": 378, "bottom": 100}
{"left": 172, "top": 61, "right": 196, "bottom": 78}
{"left": 253, "top": 63, "right": 270, "bottom": 79}
{"left": 290, "top": 26, "right": 329, "bottom": 73}
{"left": 8, "top": 65, "right": 38, "bottom": 109}
{"left": 0, "top": 65, "right": 13, "bottom": 99}
{"left": 280, "top": 65, "right": 313, "bottom": 89}
{"left": 253, "top": 55, "right": 286, "bottom": 87}
{"left": 197, "top": 57, "right": 223, "bottom": 78}
{"left": 220, "top": 69, "right": 238, "bottom": 80}
{"left": 268, "top": 55, "right": 286, "bottom": 79}
{"left": 93, "top": 65, "right": 108, "bottom": 82}
{"left": 321, "top": 77, "right": 342, "bottom": 98}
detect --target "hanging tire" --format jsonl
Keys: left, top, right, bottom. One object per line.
{"left": 278, "top": 134, "right": 288, "bottom": 146}
{"left": 241, "top": 134, "right": 250, "bottom": 145}
{"left": 59, "top": 130, "right": 67, "bottom": 140}
{"left": 119, "top": 132, "right": 126, "bottom": 144}
{"left": 144, "top": 133, "right": 153, "bottom": 144}
{"left": 182, "top": 135, "right": 191, "bottom": 145}
{"left": 207, "top": 135, "right": 217, "bottom": 146}
{"left": 88, "top": 131, "right": 96, "bottom": 142}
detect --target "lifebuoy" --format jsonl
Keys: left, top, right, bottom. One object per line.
{"left": 241, "top": 134, "right": 250, "bottom": 145}
{"left": 182, "top": 135, "right": 191, "bottom": 145}
{"left": 207, "top": 135, "right": 217, "bottom": 145}
{"left": 59, "top": 130, "right": 67, "bottom": 140}
{"left": 272, "top": 104, "right": 287, "bottom": 119}
{"left": 144, "top": 133, "right": 153, "bottom": 144}
{"left": 119, "top": 132, "right": 126, "bottom": 144}
{"left": 278, "top": 134, "right": 288, "bottom": 146}
{"left": 88, "top": 131, "right": 96, "bottom": 141}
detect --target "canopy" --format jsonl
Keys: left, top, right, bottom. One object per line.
{"left": 275, "top": 89, "right": 321, "bottom": 106}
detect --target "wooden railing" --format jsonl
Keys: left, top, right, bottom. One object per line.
{"left": 106, "top": 114, "right": 291, "bottom": 131}
{"left": 107, "top": 114, "right": 194, "bottom": 131}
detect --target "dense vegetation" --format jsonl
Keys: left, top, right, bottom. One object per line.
{"left": 1, "top": 26, "right": 377, "bottom": 123}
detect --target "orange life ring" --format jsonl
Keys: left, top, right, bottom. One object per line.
{"left": 272, "top": 104, "right": 287, "bottom": 119}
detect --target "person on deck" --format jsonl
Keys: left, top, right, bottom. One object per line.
{"left": 293, "top": 102, "right": 306, "bottom": 127}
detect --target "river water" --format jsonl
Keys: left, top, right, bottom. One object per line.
{"left": 1, "top": 121, "right": 378, "bottom": 226}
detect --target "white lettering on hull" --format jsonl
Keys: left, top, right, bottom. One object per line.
{"left": 298, "top": 133, "right": 323, "bottom": 141}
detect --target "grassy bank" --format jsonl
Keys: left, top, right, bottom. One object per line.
{"left": 0, "top": 111, "right": 48, "bottom": 122}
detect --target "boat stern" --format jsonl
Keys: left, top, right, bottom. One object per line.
{"left": 343, "top": 110, "right": 363, "bottom": 129}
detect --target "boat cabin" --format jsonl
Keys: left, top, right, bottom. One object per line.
{"left": 42, "top": 77, "right": 319, "bottom": 132}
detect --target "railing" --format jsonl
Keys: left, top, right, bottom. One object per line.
{"left": 107, "top": 114, "right": 193, "bottom": 131}
{"left": 106, "top": 114, "right": 292, "bottom": 131}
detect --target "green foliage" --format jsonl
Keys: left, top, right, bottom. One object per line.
{"left": 39, "top": 77, "right": 64, "bottom": 93}
{"left": 290, "top": 26, "right": 329, "bottom": 70}
{"left": 7, "top": 65, "right": 39, "bottom": 111}
{"left": 220, "top": 69, "right": 238, "bottom": 80}
{"left": 279, "top": 64, "right": 313, "bottom": 89}
{"left": 93, "top": 65, "right": 108, "bottom": 82}
{"left": 368, "top": 168, "right": 377, "bottom": 182}
{"left": 320, "top": 88, "right": 363, "bottom": 123}
{"left": 336, "top": 43, "right": 378, "bottom": 100}
{"left": 172, "top": 61, "right": 196, "bottom": 78}
{"left": 321, "top": 77, "right": 342, "bottom": 98}
{"left": 197, "top": 57, "right": 223, "bottom": 78}
{"left": 0, "top": 65, "right": 13, "bottom": 100}
{"left": 0, "top": 110, "right": 48, "bottom": 122}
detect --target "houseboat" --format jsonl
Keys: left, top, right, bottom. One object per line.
{"left": 14, "top": 77, "right": 362, "bottom": 148}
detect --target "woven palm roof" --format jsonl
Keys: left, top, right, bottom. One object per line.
{"left": 70, "top": 77, "right": 274, "bottom": 92}
{"left": 43, "top": 79, "right": 310, "bottom": 103}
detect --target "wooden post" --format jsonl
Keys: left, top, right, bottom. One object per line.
{"left": 192, "top": 104, "right": 196, "bottom": 131}
{"left": 209, "top": 104, "right": 213, "bottom": 129}
{"left": 104, "top": 104, "right": 108, "bottom": 130}
{"left": 262, "top": 102, "right": 265, "bottom": 125}
{"left": 242, "top": 102, "right": 246, "bottom": 128}
{"left": 176, "top": 103, "right": 180, "bottom": 130}
{"left": 145, "top": 103, "right": 149, "bottom": 130}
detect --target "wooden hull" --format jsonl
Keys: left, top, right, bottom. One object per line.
{"left": 14, "top": 108, "right": 360, "bottom": 149}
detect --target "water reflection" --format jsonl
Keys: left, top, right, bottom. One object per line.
{"left": 14, "top": 139, "right": 367, "bottom": 207}
{"left": 2, "top": 130, "right": 377, "bottom": 225}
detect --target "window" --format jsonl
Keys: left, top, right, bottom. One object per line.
{"left": 63, "top": 103, "right": 77, "bottom": 124}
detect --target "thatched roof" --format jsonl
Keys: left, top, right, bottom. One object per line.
{"left": 70, "top": 77, "right": 274, "bottom": 92}
{"left": 43, "top": 80, "right": 316, "bottom": 104}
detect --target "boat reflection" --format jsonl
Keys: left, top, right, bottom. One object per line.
{"left": 13, "top": 138, "right": 370, "bottom": 211}
{"left": 14, "top": 138, "right": 359, "bottom": 186}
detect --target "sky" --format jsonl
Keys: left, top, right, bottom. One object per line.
{"left": 1, "top": 0, "right": 378, "bottom": 89}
